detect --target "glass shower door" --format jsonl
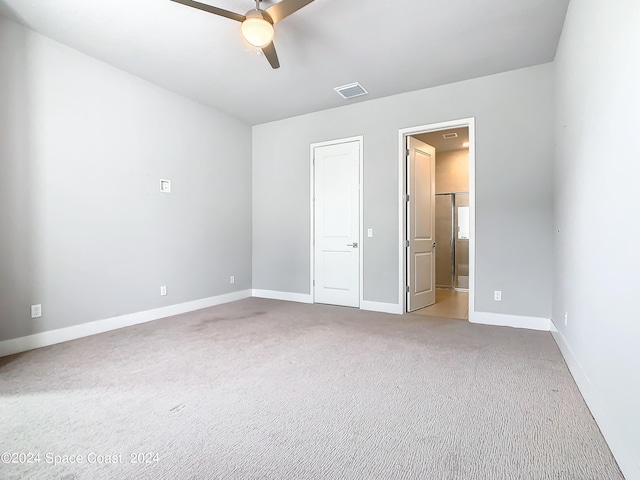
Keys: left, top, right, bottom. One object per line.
{"left": 435, "top": 194, "right": 453, "bottom": 288}
{"left": 434, "top": 192, "right": 470, "bottom": 290}
{"left": 454, "top": 193, "right": 469, "bottom": 290}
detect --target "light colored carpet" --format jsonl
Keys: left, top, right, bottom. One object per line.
{"left": 0, "top": 298, "right": 624, "bottom": 479}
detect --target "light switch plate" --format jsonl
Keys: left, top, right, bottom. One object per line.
{"left": 367, "top": 228, "right": 373, "bottom": 238}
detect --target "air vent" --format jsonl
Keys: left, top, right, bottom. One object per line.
{"left": 442, "top": 132, "right": 459, "bottom": 139}
{"left": 334, "top": 82, "right": 368, "bottom": 99}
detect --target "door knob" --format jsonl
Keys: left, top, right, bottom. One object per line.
{"left": 347, "top": 242, "right": 358, "bottom": 248}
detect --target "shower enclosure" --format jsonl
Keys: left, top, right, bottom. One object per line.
{"left": 435, "top": 192, "right": 469, "bottom": 290}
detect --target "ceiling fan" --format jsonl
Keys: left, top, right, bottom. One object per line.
{"left": 170, "top": 0, "right": 315, "bottom": 69}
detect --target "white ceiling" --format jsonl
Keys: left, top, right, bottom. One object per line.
{"left": 0, "top": 0, "right": 569, "bottom": 125}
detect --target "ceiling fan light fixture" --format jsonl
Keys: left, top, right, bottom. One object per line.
{"left": 171, "top": 0, "right": 316, "bottom": 68}
{"left": 241, "top": 14, "right": 274, "bottom": 48}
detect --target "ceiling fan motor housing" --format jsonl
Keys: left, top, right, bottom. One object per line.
{"left": 245, "top": 8, "right": 273, "bottom": 24}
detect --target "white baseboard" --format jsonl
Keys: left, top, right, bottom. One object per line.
{"left": 470, "top": 311, "right": 551, "bottom": 331}
{"left": 551, "top": 323, "right": 640, "bottom": 480}
{"left": 251, "top": 289, "right": 313, "bottom": 304}
{"left": 360, "top": 300, "right": 403, "bottom": 314}
{"left": 0, "top": 289, "right": 252, "bottom": 357}
{"left": 251, "top": 291, "right": 402, "bottom": 314}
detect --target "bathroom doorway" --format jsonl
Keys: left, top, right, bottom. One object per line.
{"left": 400, "top": 120, "right": 473, "bottom": 320}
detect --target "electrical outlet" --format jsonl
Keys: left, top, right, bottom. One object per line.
{"left": 494, "top": 290, "right": 502, "bottom": 302}
{"left": 31, "top": 304, "right": 42, "bottom": 318}
{"left": 160, "top": 286, "right": 167, "bottom": 296}
{"left": 160, "top": 179, "right": 171, "bottom": 193}
{"left": 564, "top": 312, "right": 568, "bottom": 326}
{"left": 230, "top": 275, "right": 235, "bottom": 284}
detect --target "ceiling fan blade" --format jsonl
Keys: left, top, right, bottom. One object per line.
{"left": 261, "top": 42, "right": 280, "bottom": 69}
{"left": 170, "top": 0, "right": 246, "bottom": 22}
{"left": 265, "top": 0, "right": 314, "bottom": 24}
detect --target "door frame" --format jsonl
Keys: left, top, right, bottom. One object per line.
{"left": 398, "top": 118, "right": 475, "bottom": 317}
{"left": 310, "top": 135, "right": 364, "bottom": 307}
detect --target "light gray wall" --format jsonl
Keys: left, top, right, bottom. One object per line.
{"left": 253, "top": 63, "right": 554, "bottom": 317}
{"left": 553, "top": 1, "right": 640, "bottom": 477}
{"left": 0, "top": 16, "right": 252, "bottom": 342}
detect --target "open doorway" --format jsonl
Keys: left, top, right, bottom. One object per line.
{"left": 412, "top": 127, "right": 469, "bottom": 319}
{"left": 398, "top": 118, "right": 475, "bottom": 320}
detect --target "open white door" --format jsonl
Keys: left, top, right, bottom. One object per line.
{"left": 407, "top": 136, "right": 436, "bottom": 312}
{"left": 314, "top": 140, "right": 360, "bottom": 307}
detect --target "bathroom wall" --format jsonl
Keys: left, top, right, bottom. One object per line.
{"left": 435, "top": 149, "right": 469, "bottom": 194}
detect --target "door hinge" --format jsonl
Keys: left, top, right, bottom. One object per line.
{"left": 404, "top": 194, "right": 410, "bottom": 202}
{"left": 405, "top": 285, "right": 410, "bottom": 293}
{"left": 405, "top": 240, "right": 410, "bottom": 247}
{"left": 406, "top": 149, "right": 410, "bottom": 157}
